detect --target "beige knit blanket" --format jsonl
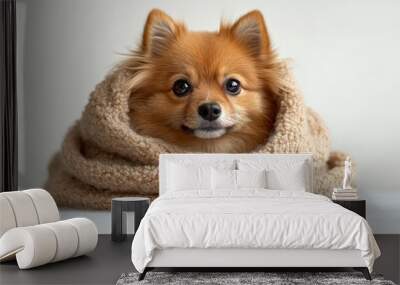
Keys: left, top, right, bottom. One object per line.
{"left": 45, "top": 62, "right": 350, "bottom": 209}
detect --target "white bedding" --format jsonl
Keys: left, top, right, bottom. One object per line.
{"left": 131, "top": 190, "right": 380, "bottom": 273}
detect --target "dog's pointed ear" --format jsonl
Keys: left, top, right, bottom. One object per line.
{"left": 230, "top": 10, "right": 271, "bottom": 57}
{"left": 142, "top": 9, "right": 183, "bottom": 57}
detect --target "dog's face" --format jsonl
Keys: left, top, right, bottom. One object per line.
{"left": 128, "top": 10, "right": 279, "bottom": 152}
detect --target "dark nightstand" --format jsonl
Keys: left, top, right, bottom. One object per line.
{"left": 332, "top": 199, "right": 366, "bottom": 219}
{"left": 111, "top": 197, "right": 150, "bottom": 242}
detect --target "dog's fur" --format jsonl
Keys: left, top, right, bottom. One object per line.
{"left": 125, "top": 9, "right": 283, "bottom": 153}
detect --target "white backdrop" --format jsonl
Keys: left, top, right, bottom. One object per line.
{"left": 16, "top": 0, "right": 400, "bottom": 233}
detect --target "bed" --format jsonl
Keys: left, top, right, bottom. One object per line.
{"left": 131, "top": 154, "right": 380, "bottom": 280}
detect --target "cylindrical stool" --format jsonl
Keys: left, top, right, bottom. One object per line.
{"left": 111, "top": 197, "right": 150, "bottom": 242}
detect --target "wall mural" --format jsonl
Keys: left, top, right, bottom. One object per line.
{"left": 45, "top": 10, "right": 350, "bottom": 209}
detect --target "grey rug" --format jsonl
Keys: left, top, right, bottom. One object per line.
{"left": 116, "top": 272, "right": 396, "bottom": 285}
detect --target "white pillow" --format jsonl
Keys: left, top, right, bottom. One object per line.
{"left": 167, "top": 163, "right": 212, "bottom": 191}
{"left": 238, "top": 159, "right": 308, "bottom": 192}
{"left": 266, "top": 168, "right": 306, "bottom": 191}
{"left": 212, "top": 168, "right": 237, "bottom": 190}
{"left": 236, "top": 169, "right": 268, "bottom": 189}
{"left": 211, "top": 169, "right": 268, "bottom": 191}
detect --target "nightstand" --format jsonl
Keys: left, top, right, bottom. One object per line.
{"left": 111, "top": 197, "right": 150, "bottom": 241}
{"left": 332, "top": 199, "right": 366, "bottom": 219}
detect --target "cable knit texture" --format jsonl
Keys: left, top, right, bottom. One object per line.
{"left": 45, "top": 61, "right": 352, "bottom": 209}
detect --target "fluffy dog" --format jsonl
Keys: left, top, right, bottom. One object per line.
{"left": 45, "top": 9, "right": 351, "bottom": 209}
{"left": 126, "top": 9, "right": 282, "bottom": 153}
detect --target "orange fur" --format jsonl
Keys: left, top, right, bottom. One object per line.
{"left": 125, "top": 9, "right": 282, "bottom": 153}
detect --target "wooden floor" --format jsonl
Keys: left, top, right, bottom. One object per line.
{"left": 0, "top": 235, "right": 398, "bottom": 285}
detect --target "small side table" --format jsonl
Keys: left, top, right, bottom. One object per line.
{"left": 111, "top": 197, "right": 150, "bottom": 242}
{"left": 333, "top": 199, "right": 366, "bottom": 219}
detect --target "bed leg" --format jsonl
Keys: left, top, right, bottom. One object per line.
{"left": 138, "top": 268, "right": 148, "bottom": 281}
{"left": 354, "top": 267, "right": 371, "bottom": 280}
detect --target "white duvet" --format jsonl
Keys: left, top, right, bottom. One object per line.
{"left": 131, "top": 190, "right": 380, "bottom": 273}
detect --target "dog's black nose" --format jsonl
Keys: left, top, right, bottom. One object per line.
{"left": 198, "top": 102, "right": 222, "bottom": 121}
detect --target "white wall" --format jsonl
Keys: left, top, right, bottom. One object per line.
{"left": 17, "top": 0, "right": 400, "bottom": 233}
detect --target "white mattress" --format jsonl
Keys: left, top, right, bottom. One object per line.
{"left": 131, "top": 190, "right": 380, "bottom": 273}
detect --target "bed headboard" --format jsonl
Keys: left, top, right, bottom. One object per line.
{"left": 159, "top": 153, "right": 313, "bottom": 195}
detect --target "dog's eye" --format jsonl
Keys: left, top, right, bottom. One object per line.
{"left": 172, "top": 79, "right": 192, "bottom": 97}
{"left": 225, "top": 79, "right": 241, "bottom": 96}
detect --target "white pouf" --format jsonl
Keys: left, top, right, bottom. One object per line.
{"left": 0, "top": 189, "right": 98, "bottom": 269}
{"left": 0, "top": 218, "right": 98, "bottom": 269}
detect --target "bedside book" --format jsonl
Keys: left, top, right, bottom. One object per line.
{"left": 332, "top": 188, "right": 359, "bottom": 200}
{"left": 332, "top": 192, "right": 359, "bottom": 199}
